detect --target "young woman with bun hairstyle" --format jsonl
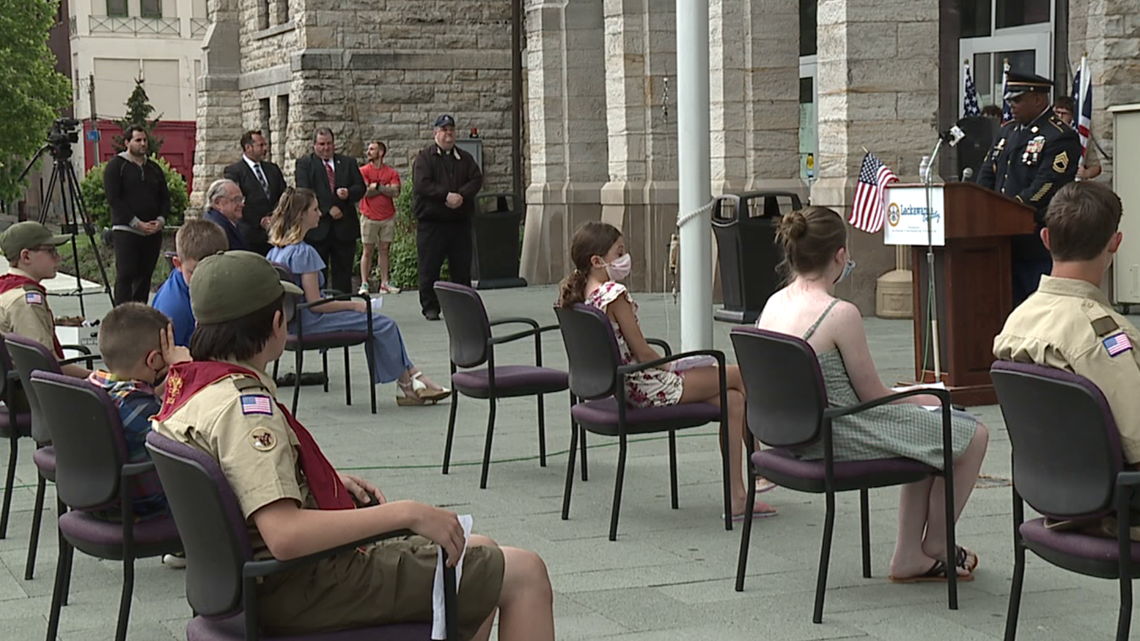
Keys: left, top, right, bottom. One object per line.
{"left": 755, "top": 206, "right": 988, "bottom": 582}
{"left": 558, "top": 221, "right": 776, "bottom": 520}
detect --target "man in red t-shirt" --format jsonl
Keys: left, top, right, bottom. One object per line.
{"left": 358, "top": 141, "right": 402, "bottom": 294}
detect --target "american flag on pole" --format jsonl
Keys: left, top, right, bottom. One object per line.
{"left": 963, "top": 61, "right": 981, "bottom": 117}
{"left": 1071, "top": 56, "right": 1092, "bottom": 161}
{"left": 849, "top": 152, "right": 898, "bottom": 234}
{"left": 1001, "top": 60, "right": 1013, "bottom": 124}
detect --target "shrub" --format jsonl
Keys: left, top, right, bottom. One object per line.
{"left": 56, "top": 228, "right": 175, "bottom": 293}
{"left": 79, "top": 156, "right": 188, "bottom": 230}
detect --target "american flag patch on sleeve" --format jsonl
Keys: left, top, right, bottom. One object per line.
{"left": 1103, "top": 333, "right": 1133, "bottom": 357}
{"left": 24, "top": 291, "right": 43, "bottom": 305}
{"left": 240, "top": 394, "right": 274, "bottom": 415}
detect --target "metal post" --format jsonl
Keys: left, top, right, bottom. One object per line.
{"left": 511, "top": 0, "right": 524, "bottom": 208}
{"left": 675, "top": 0, "right": 713, "bottom": 351}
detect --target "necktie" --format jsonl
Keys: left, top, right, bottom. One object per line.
{"left": 325, "top": 160, "right": 336, "bottom": 195}
{"left": 253, "top": 163, "right": 270, "bottom": 197}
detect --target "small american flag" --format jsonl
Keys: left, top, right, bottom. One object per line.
{"left": 240, "top": 394, "right": 274, "bottom": 415}
{"left": 849, "top": 153, "right": 898, "bottom": 233}
{"left": 1103, "top": 333, "right": 1132, "bottom": 357}
{"left": 1001, "top": 60, "right": 1013, "bottom": 124}
{"left": 963, "top": 62, "right": 981, "bottom": 118}
{"left": 1071, "top": 57, "right": 1092, "bottom": 162}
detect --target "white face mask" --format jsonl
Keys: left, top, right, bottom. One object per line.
{"left": 604, "top": 253, "right": 632, "bottom": 281}
{"left": 834, "top": 258, "right": 856, "bottom": 284}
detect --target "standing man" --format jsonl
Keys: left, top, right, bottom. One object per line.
{"left": 358, "top": 141, "right": 401, "bottom": 295}
{"left": 1052, "top": 97, "right": 1103, "bottom": 181}
{"left": 412, "top": 115, "right": 482, "bottom": 321}
{"left": 295, "top": 127, "right": 366, "bottom": 294}
{"left": 202, "top": 178, "right": 251, "bottom": 251}
{"left": 976, "top": 72, "right": 1080, "bottom": 306}
{"left": 104, "top": 125, "right": 170, "bottom": 304}
{"left": 224, "top": 130, "right": 287, "bottom": 255}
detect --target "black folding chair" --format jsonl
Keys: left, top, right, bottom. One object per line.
{"left": 730, "top": 327, "right": 958, "bottom": 623}
{"left": 992, "top": 361, "right": 1140, "bottom": 641}
{"left": 0, "top": 332, "right": 32, "bottom": 541}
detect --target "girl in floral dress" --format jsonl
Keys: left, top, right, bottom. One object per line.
{"left": 557, "top": 221, "right": 775, "bottom": 520}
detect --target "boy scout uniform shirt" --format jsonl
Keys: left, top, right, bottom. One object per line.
{"left": 0, "top": 269, "right": 57, "bottom": 352}
{"left": 993, "top": 275, "right": 1140, "bottom": 463}
{"left": 150, "top": 360, "right": 315, "bottom": 556}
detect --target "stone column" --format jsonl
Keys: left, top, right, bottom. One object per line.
{"left": 811, "top": 0, "right": 939, "bottom": 312}
{"left": 600, "top": 0, "right": 676, "bottom": 291}
{"left": 520, "top": 0, "right": 608, "bottom": 286}
{"left": 190, "top": 0, "right": 242, "bottom": 209}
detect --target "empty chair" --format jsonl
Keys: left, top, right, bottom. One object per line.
{"left": 992, "top": 361, "right": 1140, "bottom": 641}
{"left": 435, "top": 282, "right": 569, "bottom": 489}
{"left": 30, "top": 371, "right": 181, "bottom": 641}
{"left": 731, "top": 327, "right": 960, "bottom": 623}
{"left": 145, "top": 430, "right": 459, "bottom": 640}
{"left": 555, "top": 303, "right": 732, "bottom": 541}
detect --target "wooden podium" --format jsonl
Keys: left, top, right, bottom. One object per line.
{"left": 893, "top": 182, "right": 1036, "bottom": 406}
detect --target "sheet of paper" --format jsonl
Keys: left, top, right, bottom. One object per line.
{"left": 431, "top": 514, "right": 472, "bottom": 640}
{"left": 891, "top": 381, "right": 947, "bottom": 412}
{"left": 370, "top": 296, "right": 384, "bottom": 312}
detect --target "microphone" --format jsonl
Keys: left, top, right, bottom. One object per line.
{"left": 961, "top": 167, "right": 974, "bottom": 181}
{"left": 940, "top": 125, "right": 967, "bottom": 148}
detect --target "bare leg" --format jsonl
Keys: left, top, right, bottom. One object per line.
{"left": 360, "top": 243, "right": 376, "bottom": 289}
{"left": 922, "top": 422, "right": 990, "bottom": 559}
{"left": 378, "top": 240, "right": 392, "bottom": 287}
{"left": 495, "top": 546, "right": 554, "bottom": 641}
{"left": 889, "top": 477, "right": 941, "bottom": 577}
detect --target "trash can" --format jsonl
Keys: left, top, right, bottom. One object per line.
{"left": 471, "top": 192, "right": 527, "bottom": 290}
{"left": 712, "top": 190, "right": 803, "bottom": 324}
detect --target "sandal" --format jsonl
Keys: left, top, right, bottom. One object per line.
{"left": 755, "top": 477, "right": 778, "bottom": 494}
{"left": 396, "top": 379, "right": 426, "bottom": 406}
{"left": 888, "top": 559, "right": 976, "bottom": 584}
{"left": 955, "top": 545, "right": 979, "bottom": 574}
{"left": 412, "top": 372, "right": 450, "bottom": 402}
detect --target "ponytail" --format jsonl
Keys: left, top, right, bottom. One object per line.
{"left": 557, "top": 270, "right": 588, "bottom": 308}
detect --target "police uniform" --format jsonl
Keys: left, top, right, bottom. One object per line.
{"left": 151, "top": 252, "right": 503, "bottom": 639}
{"left": 976, "top": 72, "right": 1081, "bottom": 305}
{"left": 993, "top": 275, "right": 1140, "bottom": 464}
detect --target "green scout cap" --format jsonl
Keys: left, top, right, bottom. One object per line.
{"left": 190, "top": 250, "right": 302, "bottom": 324}
{"left": 0, "top": 222, "right": 70, "bottom": 260}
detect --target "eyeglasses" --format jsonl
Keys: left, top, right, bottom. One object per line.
{"left": 29, "top": 245, "right": 60, "bottom": 257}
{"left": 227, "top": 196, "right": 246, "bottom": 204}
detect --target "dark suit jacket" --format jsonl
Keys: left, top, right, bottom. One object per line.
{"left": 223, "top": 157, "right": 287, "bottom": 249}
{"left": 294, "top": 153, "right": 366, "bottom": 243}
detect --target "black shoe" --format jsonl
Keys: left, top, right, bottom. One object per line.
{"left": 424, "top": 309, "right": 441, "bottom": 321}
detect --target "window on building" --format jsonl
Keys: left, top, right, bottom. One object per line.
{"left": 140, "top": 0, "right": 161, "bottom": 17}
{"left": 106, "top": 0, "right": 128, "bottom": 17}
{"left": 961, "top": 0, "right": 992, "bottom": 38}
{"left": 276, "top": 95, "right": 290, "bottom": 164}
{"left": 258, "top": 0, "right": 270, "bottom": 30}
{"left": 275, "top": 0, "right": 290, "bottom": 25}
{"left": 995, "top": 0, "right": 1050, "bottom": 29}
{"left": 259, "top": 98, "right": 272, "bottom": 148}
{"left": 800, "top": 0, "right": 817, "bottom": 57}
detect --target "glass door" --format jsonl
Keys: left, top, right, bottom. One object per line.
{"left": 799, "top": 56, "right": 818, "bottom": 184}
{"left": 960, "top": 32, "right": 1053, "bottom": 115}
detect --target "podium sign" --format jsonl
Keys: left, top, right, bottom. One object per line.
{"left": 883, "top": 185, "right": 945, "bottom": 246}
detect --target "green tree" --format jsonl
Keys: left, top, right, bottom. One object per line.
{"left": 112, "top": 78, "right": 164, "bottom": 155}
{"left": 0, "top": 0, "right": 72, "bottom": 202}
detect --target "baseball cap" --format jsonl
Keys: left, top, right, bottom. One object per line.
{"left": 0, "top": 222, "right": 70, "bottom": 260}
{"left": 189, "top": 251, "right": 303, "bottom": 324}
{"left": 433, "top": 114, "right": 456, "bottom": 128}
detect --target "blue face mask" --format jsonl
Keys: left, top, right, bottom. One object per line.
{"left": 834, "top": 258, "right": 856, "bottom": 284}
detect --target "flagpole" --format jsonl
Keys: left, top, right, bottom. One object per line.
{"left": 1077, "top": 55, "right": 1088, "bottom": 171}
{"left": 922, "top": 142, "right": 943, "bottom": 381}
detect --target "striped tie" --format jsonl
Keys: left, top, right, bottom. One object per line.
{"left": 253, "top": 163, "right": 270, "bottom": 197}
{"left": 325, "top": 160, "right": 336, "bottom": 194}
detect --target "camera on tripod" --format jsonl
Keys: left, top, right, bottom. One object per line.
{"left": 47, "top": 118, "right": 81, "bottom": 158}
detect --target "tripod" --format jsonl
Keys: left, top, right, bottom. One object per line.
{"left": 16, "top": 141, "right": 114, "bottom": 316}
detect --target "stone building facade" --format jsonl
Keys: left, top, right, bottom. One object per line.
{"left": 192, "top": 0, "right": 514, "bottom": 208}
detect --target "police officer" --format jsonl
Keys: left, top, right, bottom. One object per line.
{"left": 976, "top": 71, "right": 1081, "bottom": 305}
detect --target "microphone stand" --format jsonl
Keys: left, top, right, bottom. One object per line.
{"left": 921, "top": 136, "right": 946, "bottom": 383}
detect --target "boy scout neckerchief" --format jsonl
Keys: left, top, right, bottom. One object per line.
{"left": 155, "top": 361, "right": 356, "bottom": 511}
{"left": 0, "top": 273, "right": 63, "bottom": 358}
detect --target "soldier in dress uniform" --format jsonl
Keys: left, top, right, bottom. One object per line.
{"left": 976, "top": 71, "right": 1081, "bottom": 306}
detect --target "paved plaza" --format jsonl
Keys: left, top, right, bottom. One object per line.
{"left": 0, "top": 284, "right": 1132, "bottom": 640}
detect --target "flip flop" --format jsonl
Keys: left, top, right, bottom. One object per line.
{"left": 755, "top": 477, "right": 778, "bottom": 494}
{"left": 726, "top": 501, "right": 778, "bottom": 522}
{"left": 889, "top": 559, "right": 976, "bottom": 584}
{"left": 956, "top": 545, "right": 979, "bottom": 574}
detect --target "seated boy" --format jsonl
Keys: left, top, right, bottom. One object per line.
{"left": 994, "top": 182, "right": 1140, "bottom": 534}
{"left": 88, "top": 302, "right": 190, "bottom": 520}
{"left": 151, "top": 251, "right": 554, "bottom": 640}
{"left": 152, "top": 219, "right": 229, "bottom": 346}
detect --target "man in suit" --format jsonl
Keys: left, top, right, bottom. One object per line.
{"left": 223, "top": 130, "right": 287, "bottom": 256}
{"left": 977, "top": 71, "right": 1080, "bottom": 306}
{"left": 295, "top": 127, "right": 366, "bottom": 294}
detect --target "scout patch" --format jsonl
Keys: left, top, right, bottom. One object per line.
{"left": 249, "top": 427, "right": 277, "bottom": 452}
{"left": 1103, "top": 332, "right": 1133, "bottom": 357}
{"left": 24, "top": 291, "right": 43, "bottom": 305}
{"left": 1092, "top": 316, "right": 1120, "bottom": 337}
{"left": 240, "top": 394, "right": 274, "bottom": 415}
{"left": 1053, "top": 150, "right": 1070, "bottom": 173}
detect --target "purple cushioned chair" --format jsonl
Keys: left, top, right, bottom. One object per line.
{"left": 730, "top": 327, "right": 959, "bottom": 624}
{"left": 0, "top": 332, "right": 33, "bottom": 541}
{"left": 555, "top": 303, "right": 732, "bottom": 541}
{"left": 434, "top": 282, "right": 570, "bottom": 489}
{"left": 271, "top": 263, "right": 376, "bottom": 416}
{"left": 144, "top": 431, "right": 459, "bottom": 641}
{"left": 992, "top": 361, "right": 1140, "bottom": 641}
{"left": 6, "top": 333, "right": 97, "bottom": 581}
{"left": 30, "top": 371, "right": 182, "bottom": 641}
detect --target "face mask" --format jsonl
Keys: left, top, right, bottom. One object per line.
{"left": 604, "top": 253, "right": 632, "bottom": 281}
{"left": 834, "top": 258, "right": 856, "bottom": 285}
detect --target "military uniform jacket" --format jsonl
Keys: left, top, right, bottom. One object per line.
{"left": 976, "top": 108, "right": 1081, "bottom": 259}
{"left": 993, "top": 276, "right": 1140, "bottom": 464}
{"left": 0, "top": 269, "right": 58, "bottom": 353}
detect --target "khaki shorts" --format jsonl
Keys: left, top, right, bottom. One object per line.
{"left": 360, "top": 217, "right": 395, "bottom": 245}
{"left": 257, "top": 535, "right": 505, "bottom": 640}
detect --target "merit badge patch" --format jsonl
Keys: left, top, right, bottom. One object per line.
{"left": 240, "top": 394, "right": 274, "bottom": 416}
{"left": 1103, "top": 333, "right": 1133, "bottom": 357}
{"left": 24, "top": 291, "right": 43, "bottom": 305}
{"left": 249, "top": 427, "right": 277, "bottom": 452}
